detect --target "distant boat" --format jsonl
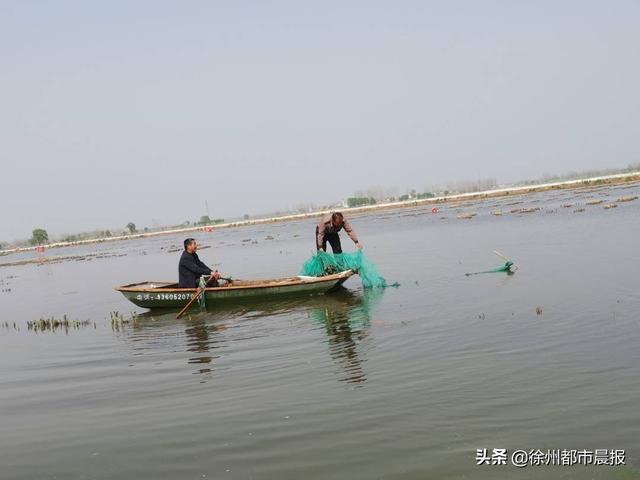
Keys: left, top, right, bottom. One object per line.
{"left": 116, "top": 270, "right": 354, "bottom": 309}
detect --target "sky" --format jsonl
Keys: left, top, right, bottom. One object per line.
{"left": 1, "top": 0, "right": 639, "bottom": 241}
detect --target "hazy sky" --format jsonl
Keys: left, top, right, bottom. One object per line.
{"left": 2, "top": 1, "right": 639, "bottom": 240}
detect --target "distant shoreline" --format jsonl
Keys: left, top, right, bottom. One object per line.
{"left": 2, "top": 171, "right": 639, "bottom": 257}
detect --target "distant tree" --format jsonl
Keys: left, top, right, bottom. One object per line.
{"left": 399, "top": 194, "right": 410, "bottom": 202}
{"left": 417, "top": 192, "right": 435, "bottom": 199}
{"left": 347, "top": 197, "right": 375, "bottom": 208}
{"left": 30, "top": 228, "right": 49, "bottom": 245}
{"left": 243, "top": 214, "right": 250, "bottom": 220}
{"left": 199, "top": 215, "right": 212, "bottom": 225}
{"left": 126, "top": 222, "right": 137, "bottom": 234}
{"left": 212, "top": 218, "right": 225, "bottom": 224}
{"left": 104, "top": 230, "right": 112, "bottom": 237}
{"left": 144, "top": 227, "right": 149, "bottom": 233}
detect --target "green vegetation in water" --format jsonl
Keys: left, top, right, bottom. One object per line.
{"left": 26, "top": 315, "right": 96, "bottom": 333}
{"left": 1, "top": 321, "right": 20, "bottom": 331}
{"left": 110, "top": 311, "right": 141, "bottom": 331}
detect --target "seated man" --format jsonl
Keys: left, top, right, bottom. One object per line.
{"left": 316, "top": 211, "right": 363, "bottom": 253}
{"left": 178, "top": 238, "right": 220, "bottom": 288}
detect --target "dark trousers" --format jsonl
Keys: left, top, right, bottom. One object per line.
{"left": 316, "top": 226, "right": 342, "bottom": 253}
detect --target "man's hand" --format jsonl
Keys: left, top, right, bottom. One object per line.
{"left": 318, "top": 248, "right": 324, "bottom": 252}
{"left": 356, "top": 242, "right": 363, "bottom": 250}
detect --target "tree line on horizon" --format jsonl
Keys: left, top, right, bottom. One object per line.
{"left": 2, "top": 163, "right": 638, "bottom": 251}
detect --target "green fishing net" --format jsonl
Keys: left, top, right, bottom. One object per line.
{"left": 198, "top": 276, "right": 208, "bottom": 307}
{"left": 465, "top": 261, "right": 514, "bottom": 276}
{"left": 300, "top": 250, "right": 390, "bottom": 288}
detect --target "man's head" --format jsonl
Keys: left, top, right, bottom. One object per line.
{"left": 183, "top": 238, "right": 197, "bottom": 253}
{"left": 331, "top": 212, "right": 345, "bottom": 228}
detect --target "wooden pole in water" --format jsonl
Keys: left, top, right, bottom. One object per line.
{"left": 493, "top": 250, "right": 510, "bottom": 262}
{"left": 176, "top": 275, "right": 214, "bottom": 319}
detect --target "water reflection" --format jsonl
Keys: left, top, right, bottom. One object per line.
{"left": 122, "top": 288, "right": 385, "bottom": 384}
{"left": 309, "top": 288, "right": 385, "bottom": 386}
{"left": 184, "top": 321, "right": 227, "bottom": 379}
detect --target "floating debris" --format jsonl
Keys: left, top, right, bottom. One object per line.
{"left": 510, "top": 207, "right": 540, "bottom": 214}
{"left": 456, "top": 213, "right": 477, "bottom": 219}
{"left": 1, "top": 252, "right": 127, "bottom": 268}
{"left": 573, "top": 208, "right": 586, "bottom": 213}
{"left": 491, "top": 210, "right": 503, "bottom": 216}
{"left": 536, "top": 306, "right": 543, "bottom": 315}
{"left": 616, "top": 196, "right": 638, "bottom": 203}
{"left": 603, "top": 204, "right": 618, "bottom": 209}
{"left": 586, "top": 199, "right": 603, "bottom": 205}
{"left": 562, "top": 204, "right": 573, "bottom": 208}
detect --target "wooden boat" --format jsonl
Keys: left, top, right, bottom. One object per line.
{"left": 115, "top": 270, "right": 354, "bottom": 309}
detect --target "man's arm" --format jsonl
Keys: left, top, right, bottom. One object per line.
{"left": 317, "top": 220, "right": 326, "bottom": 250}
{"left": 195, "top": 255, "right": 220, "bottom": 279}
{"left": 343, "top": 220, "right": 361, "bottom": 246}
{"left": 194, "top": 256, "right": 212, "bottom": 272}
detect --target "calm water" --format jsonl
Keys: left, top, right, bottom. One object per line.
{"left": 1, "top": 183, "right": 639, "bottom": 479}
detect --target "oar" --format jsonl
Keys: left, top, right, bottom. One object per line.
{"left": 176, "top": 274, "right": 219, "bottom": 319}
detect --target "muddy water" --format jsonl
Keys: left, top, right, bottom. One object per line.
{"left": 1, "top": 183, "right": 639, "bottom": 479}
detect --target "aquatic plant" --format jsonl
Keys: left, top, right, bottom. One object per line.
{"left": 26, "top": 315, "right": 95, "bottom": 333}
{"left": 1, "top": 321, "right": 20, "bottom": 331}
{"left": 110, "top": 311, "right": 140, "bottom": 331}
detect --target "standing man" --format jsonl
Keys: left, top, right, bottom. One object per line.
{"left": 178, "top": 238, "right": 220, "bottom": 288}
{"left": 316, "top": 212, "right": 363, "bottom": 253}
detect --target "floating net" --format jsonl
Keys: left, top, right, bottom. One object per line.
{"left": 465, "top": 261, "right": 514, "bottom": 276}
{"left": 198, "top": 276, "right": 208, "bottom": 307}
{"left": 300, "top": 250, "right": 391, "bottom": 288}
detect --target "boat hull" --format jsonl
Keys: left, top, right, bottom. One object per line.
{"left": 115, "top": 270, "right": 354, "bottom": 309}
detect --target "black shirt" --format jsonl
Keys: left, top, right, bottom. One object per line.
{"left": 178, "top": 250, "right": 212, "bottom": 288}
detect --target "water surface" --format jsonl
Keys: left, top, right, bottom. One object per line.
{"left": 1, "top": 183, "right": 639, "bottom": 479}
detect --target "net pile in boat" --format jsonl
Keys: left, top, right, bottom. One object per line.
{"left": 300, "top": 250, "right": 389, "bottom": 288}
